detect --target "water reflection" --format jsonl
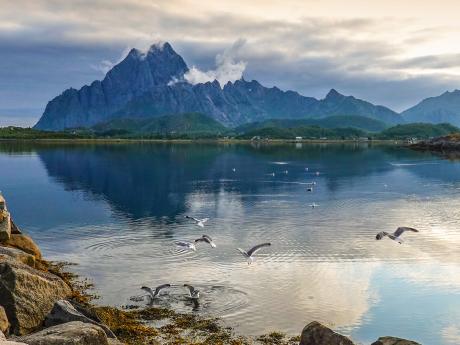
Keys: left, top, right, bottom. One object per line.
{"left": 1, "top": 142, "right": 460, "bottom": 344}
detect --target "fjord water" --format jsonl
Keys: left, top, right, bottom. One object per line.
{"left": 1, "top": 142, "right": 460, "bottom": 344}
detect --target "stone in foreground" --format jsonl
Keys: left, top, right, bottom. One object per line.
{"left": 371, "top": 336, "right": 421, "bottom": 345}
{"left": 299, "top": 321, "right": 355, "bottom": 345}
{"left": 0, "top": 305, "right": 9, "bottom": 334}
{"left": 0, "top": 256, "right": 72, "bottom": 335}
{"left": 0, "top": 247, "right": 36, "bottom": 267}
{"left": 5, "top": 234, "right": 42, "bottom": 260}
{"left": 45, "top": 300, "right": 116, "bottom": 338}
{"left": 15, "top": 321, "right": 109, "bottom": 345}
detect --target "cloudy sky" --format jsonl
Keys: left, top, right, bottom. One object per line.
{"left": 1, "top": 0, "right": 460, "bottom": 126}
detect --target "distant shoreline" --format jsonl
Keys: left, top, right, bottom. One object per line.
{"left": 0, "top": 138, "right": 404, "bottom": 145}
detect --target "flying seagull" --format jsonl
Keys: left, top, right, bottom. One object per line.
{"left": 175, "top": 240, "right": 196, "bottom": 251}
{"left": 309, "top": 203, "right": 319, "bottom": 208}
{"left": 376, "top": 227, "right": 419, "bottom": 244}
{"left": 141, "top": 284, "right": 171, "bottom": 300}
{"left": 185, "top": 215, "right": 209, "bottom": 228}
{"left": 237, "top": 242, "right": 271, "bottom": 264}
{"left": 195, "top": 235, "right": 216, "bottom": 248}
{"left": 183, "top": 284, "right": 200, "bottom": 299}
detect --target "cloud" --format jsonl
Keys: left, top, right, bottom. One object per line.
{"left": 184, "top": 38, "right": 247, "bottom": 86}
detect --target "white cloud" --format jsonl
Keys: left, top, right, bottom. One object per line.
{"left": 184, "top": 39, "right": 247, "bottom": 86}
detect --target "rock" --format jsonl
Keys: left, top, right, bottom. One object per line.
{"left": 15, "top": 321, "right": 109, "bottom": 345}
{"left": 371, "top": 336, "right": 421, "bottom": 345}
{"left": 0, "top": 256, "right": 72, "bottom": 335}
{"left": 0, "top": 211, "right": 11, "bottom": 242}
{"left": 10, "top": 220, "right": 22, "bottom": 235}
{"left": 5, "top": 235, "right": 42, "bottom": 260}
{"left": 0, "top": 247, "right": 35, "bottom": 268}
{"left": 0, "top": 330, "right": 5, "bottom": 340}
{"left": 107, "top": 339, "right": 125, "bottom": 345}
{"left": 299, "top": 321, "right": 355, "bottom": 345}
{"left": 0, "top": 305, "right": 10, "bottom": 334}
{"left": 45, "top": 300, "right": 116, "bottom": 338}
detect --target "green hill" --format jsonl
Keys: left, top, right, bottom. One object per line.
{"left": 236, "top": 115, "right": 388, "bottom": 133}
{"left": 237, "top": 125, "right": 367, "bottom": 140}
{"left": 377, "top": 123, "right": 460, "bottom": 139}
{"left": 93, "top": 113, "right": 228, "bottom": 137}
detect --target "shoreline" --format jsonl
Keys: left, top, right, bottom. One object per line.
{"left": 0, "top": 138, "right": 404, "bottom": 145}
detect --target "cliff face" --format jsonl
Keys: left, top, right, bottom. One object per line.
{"left": 34, "top": 42, "right": 402, "bottom": 130}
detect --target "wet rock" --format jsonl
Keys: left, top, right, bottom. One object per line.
{"left": 0, "top": 256, "right": 72, "bottom": 335}
{"left": 45, "top": 300, "right": 116, "bottom": 338}
{"left": 10, "top": 220, "right": 22, "bottom": 235}
{"left": 15, "top": 321, "right": 108, "bottom": 345}
{"left": 371, "top": 336, "right": 421, "bottom": 345}
{"left": 1, "top": 305, "right": 9, "bottom": 334}
{"left": 0, "top": 247, "right": 35, "bottom": 268}
{"left": 299, "top": 321, "right": 355, "bottom": 345}
{"left": 5, "top": 234, "right": 42, "bottom": 260}
{"left": 0, "top": 211, "right": 11, "bottom": 242}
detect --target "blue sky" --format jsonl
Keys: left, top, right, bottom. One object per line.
{"left": 1, "top": 0, "right": 460, "bottom": 126}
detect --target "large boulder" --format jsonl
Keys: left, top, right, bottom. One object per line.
{"left": 45, "top": 300, "right": 116, "bottom": 338}
{"left": 0, "top": 256, "right": 72, "bottom": 335}
{"left": 371, "top": 336, "right": 421, "bottom": 345}
{"left": 0, "top": 211, "right": 11, "bottom": 242}
{"left": 0, "top": 247, "right": 35, "bottom": 268}
{"left": 15, "top": 321, "right": 109, "bottom": 345}
{"left": 0, "top": 305, "right": 9, "bottom": 334}
{"left": 5, "top": 234, "right": 42, "bottom": 260}
{"left": 299, "top": 321, "right": 355, "bottom": 345}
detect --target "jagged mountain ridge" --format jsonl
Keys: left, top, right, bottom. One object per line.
{"left": 35, "top": 42, "right": 403, "bottom": 130}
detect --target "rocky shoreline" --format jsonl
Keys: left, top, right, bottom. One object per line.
{"left": 0, "top": 194, "right": 421, "bottom": 345}
{"left": 410, "top": 133, "right": 460, "bottom": 158}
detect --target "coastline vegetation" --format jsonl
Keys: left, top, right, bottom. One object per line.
{"left": 36, "top": 260, "right": 300, "bottom": 345}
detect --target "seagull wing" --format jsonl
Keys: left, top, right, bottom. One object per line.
{"left": 394, "top": 227, "right": 419, "bottom": 237}
{"left": 184, "top": 284, "right": 195, "bottom": 296}
{"left": 194, "top": 237, "right": 206, "bottom": 243}
{"left": 247, "top": 242, "right": 271, "bottom": 257}
{"left": 153, "top": 284, "right": 171, "bottom": 297}
{"left": 141, "top": 286, "right": 154, "bottom": 298}
{"left": 202, "top": 235, "right": 216, "bottom": 247}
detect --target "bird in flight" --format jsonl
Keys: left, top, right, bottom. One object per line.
{"left": 195, "top": 235, "right": 217, "bottom": 248}
{"left": 237, "top": 242, "right": 271, "bottom": 265}
{"left": 175, "top": 240, "right": 196, "bottom": 251}
{"left": 183, "top": 284, "right": 200, "bottom": 299}
{"left": 376, "top": 227, "right": 419, "bottom": 244}
{"left": 309, "top": 203, "right": 319, "bottom": 208}
{"left": 141, "top": 284, "right": 171, "bottom": 301}
{"left": 185, "top": 215, "right": 209, "bottom": 227}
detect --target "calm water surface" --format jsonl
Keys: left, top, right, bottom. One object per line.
{"left": 1, "top": 142, "right": 460, "bottom": 345}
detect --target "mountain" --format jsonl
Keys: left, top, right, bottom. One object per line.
{"left": 92, "top": 113, "right": 227, "bottom": 136}
{"left": 402, "top": 90, "right": 460, "bottom": 126}
{"left": 35, "top": 42, "right": 403, "bottom": 131}
{"left": 236, "top": 115, "right": 388, "bottom": 133}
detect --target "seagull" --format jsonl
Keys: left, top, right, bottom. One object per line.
{"left": 232, "top": 168, "right": 236, "bottom": 172}
{"left": 309, "top": 203, "right": 319, "bottom": 208}
{"left": 185, "top": 215, "right": 209, "bottom": 227}
{"left": 316, "top": 171, "right": 320, "bottom": 176}
{"left": 141, "top": 284, "right": 171, "bottom": 300}
{"left": 376, "top": 227, "right": 419, "bottom": 244}
{"left": 183, "top": 284, "right": 200, "bottom": 299}
{"left": 305, "top": 168, "right": 309, "bottom": 171}
{"left": 175, "top": 240, "right": 196, "bottom": 251}
{"left": 237, "top": 242, "right": 271, "bottom": 265}
{"left": 195, "top": 235, "right": 216, "bottom": 248}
